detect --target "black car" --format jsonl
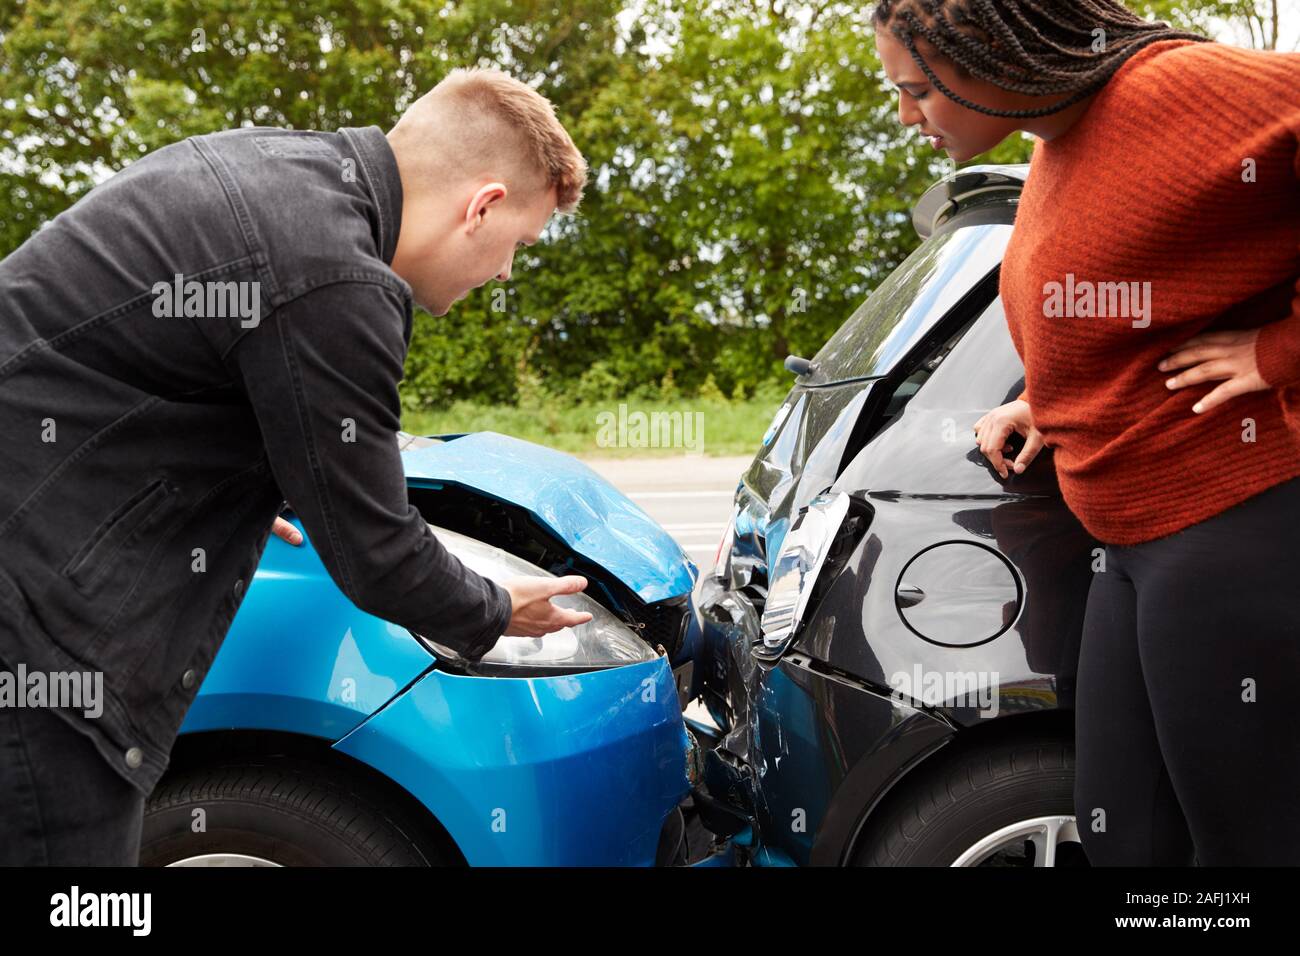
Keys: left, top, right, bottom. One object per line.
{"left": 690, "top": 163, "right": 1101, "bottom": 866}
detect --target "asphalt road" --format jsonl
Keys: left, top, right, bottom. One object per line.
{"left": 579, "top": 454, "right": 751, "bottom": 573}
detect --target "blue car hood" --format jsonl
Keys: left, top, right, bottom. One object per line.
{"left": 401, "top": 431, "right": 697, "bottom": 604}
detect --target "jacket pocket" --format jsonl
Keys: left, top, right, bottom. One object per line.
{"left": 252, "top": 134, "right": 332, "bottom": 158}
{"left": 62, "top": 478, "right": 179, "bottom": 592}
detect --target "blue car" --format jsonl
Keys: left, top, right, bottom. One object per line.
{"left": 139, "top": 431, "right": 715, "bottom": 866}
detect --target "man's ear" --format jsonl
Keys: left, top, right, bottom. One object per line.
{"left": 464, "top": 182, "right": 509, "bottom": 234}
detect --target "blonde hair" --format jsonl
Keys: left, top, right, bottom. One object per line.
{"left": 392, "top": 67, "right": 588, "bottom": 213}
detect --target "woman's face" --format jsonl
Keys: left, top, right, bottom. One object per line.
{"left": 874, "top": 24, "right": 1023, "bottom": 163}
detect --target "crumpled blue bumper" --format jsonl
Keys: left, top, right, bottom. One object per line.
{"left": 332, "top": 655, "right": 691, "bottom": 866}
{"left": 184, "top": 431, "right": 699, "bottom": 866}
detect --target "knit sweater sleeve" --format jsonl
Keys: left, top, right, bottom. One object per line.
{"left": 1000, "top": 260, "right": 1030, "bottom": 405}
{"left": 1246, "top": 80, "right": 1300, "bottom": 387}
{"left": 1000, "top": 137, "right": 1042, "bottom": 408}
{"left": 1256, "top": 315, "right": 1300, "bottom": 389}
{"left": 1253, "top": 135, "right": 1300, "bottom": 388}
{"left": 1003, "top": 316, "right": 1029, "bottom": 405}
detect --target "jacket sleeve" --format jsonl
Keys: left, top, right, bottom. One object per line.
{"left": 226, "top": 279, "right": 514, "bottom": 660}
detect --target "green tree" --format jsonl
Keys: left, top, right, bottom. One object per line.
{"left": 0, "top": 0, "right": 626, "bottom": 406}
{"left": 547, "top": 0, "right": 954, "bottom": 397}
{"left": 2, "top": 0, "right": 1282, "bottom": 409}
{"left": 1139, "top": 1, "right": 1289, "bottom": 49}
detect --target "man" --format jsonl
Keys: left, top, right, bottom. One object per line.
{"left": 0, "top": 67, "right": 593, "bottom": 864}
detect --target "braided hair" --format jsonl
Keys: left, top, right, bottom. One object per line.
{"left": 873, "top": 0, "right": 1213, "bottom": 118}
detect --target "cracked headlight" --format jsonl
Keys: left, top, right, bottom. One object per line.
{"left": 758, "top": 492, "right": 853, "bottom": 658}
{"left": 414, "top": 525, "right": 658, "bottom": 674}
{"left": 712, "top": 510, "right": 736, "bottom": 584}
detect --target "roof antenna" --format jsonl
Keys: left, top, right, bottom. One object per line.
{"left": 784, "top": 354, "right": 817, "bottom": 377}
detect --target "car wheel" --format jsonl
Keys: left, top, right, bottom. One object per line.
{"left": 140, "top": 759, "right": 449, "bottom": 866}
{"left": 850, "top": 735, "right": 1088, "bottom": 866}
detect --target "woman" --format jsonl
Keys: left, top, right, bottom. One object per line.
{"left": 872, "top": 0, "right": 1300, "bottom": 865}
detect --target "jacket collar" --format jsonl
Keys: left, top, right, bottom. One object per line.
{"left": 340, "top": 125, "right": 404, "bottom": 266}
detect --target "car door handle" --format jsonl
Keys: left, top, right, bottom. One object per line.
{"left": 896, "top": 583, "right": 925, "bottom": 607}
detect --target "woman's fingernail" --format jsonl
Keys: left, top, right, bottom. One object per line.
{"left": 1192, "top": 402, "right": 1203, "bottom": 413}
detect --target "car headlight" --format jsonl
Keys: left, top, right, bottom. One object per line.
{"left": 712, "top": 511, "right": 736, "bottom": 584}
{"left": 758, "top": 492, "right": 854, "bottom": 658}
{"left": 414, "top": 524, "right": 658, "bottom": 673}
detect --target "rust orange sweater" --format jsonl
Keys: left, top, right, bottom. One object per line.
{"left": 1000, "top": 37, "right": 1300, "bottom": 545}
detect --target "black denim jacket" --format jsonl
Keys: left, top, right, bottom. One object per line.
{"left": 0, "top": 125, "right": 514, "bottom": 795}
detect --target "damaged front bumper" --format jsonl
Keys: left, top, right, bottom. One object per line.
{"left": 334, "top": 652, "right": 694, "bottom": 866}
{"left": 688, "top": 574, "right": 955, "bottom": 866}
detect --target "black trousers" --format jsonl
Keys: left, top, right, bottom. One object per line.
{"left": 1075, "top": 475, "right": 1300, "bottom": 865}
{"left": 0, "top": 685, "right": 145, "bottom": 866}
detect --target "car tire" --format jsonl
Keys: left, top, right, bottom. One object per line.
{"left": 140, "top": 759, "right": 449, "bottom": 866}
{"left": 850, "top": 734, "right": 1087, "bottom": 866}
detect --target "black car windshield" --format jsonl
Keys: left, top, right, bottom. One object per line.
{"left": 802, "top": 221, "right": 1013, "bottom": 385}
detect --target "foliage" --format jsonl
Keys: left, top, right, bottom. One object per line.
{"left": 0, "top": 0, "right": 1275, "bottom": 407}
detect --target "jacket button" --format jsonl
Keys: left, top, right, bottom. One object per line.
{"left": 233, "top": 578, "right": 244, "bottom": 598}
{"left": 181, "top": 669, "right": 197, "bottom": 690}
{"left": 124, "top": 747, "right": 143, "bottom": 769}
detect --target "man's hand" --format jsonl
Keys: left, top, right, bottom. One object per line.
{"left": 272, "top": 516, "right": 303, "bottom": 546}
{"left": 1157, "top": 328, "right": 1270, "bottom": 414}
{"left": 974, "top": 398, "right": 1045, "bottom": 479}
{"left": 501, "top": 575, "right": 594, "bottom": 637}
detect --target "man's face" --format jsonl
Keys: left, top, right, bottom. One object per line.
{"left": 396, "top": 181, "right": 557, "bottom": 316}
{"left": 875, "top": 25, "right": 1020, "bottom": 163}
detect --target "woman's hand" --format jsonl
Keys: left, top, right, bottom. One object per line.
{"left": 1157, "top": 329, "right": 1270, "bottom": 414}
{"left": 974, "top": 399, "right": 1044, "bottom": 479}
